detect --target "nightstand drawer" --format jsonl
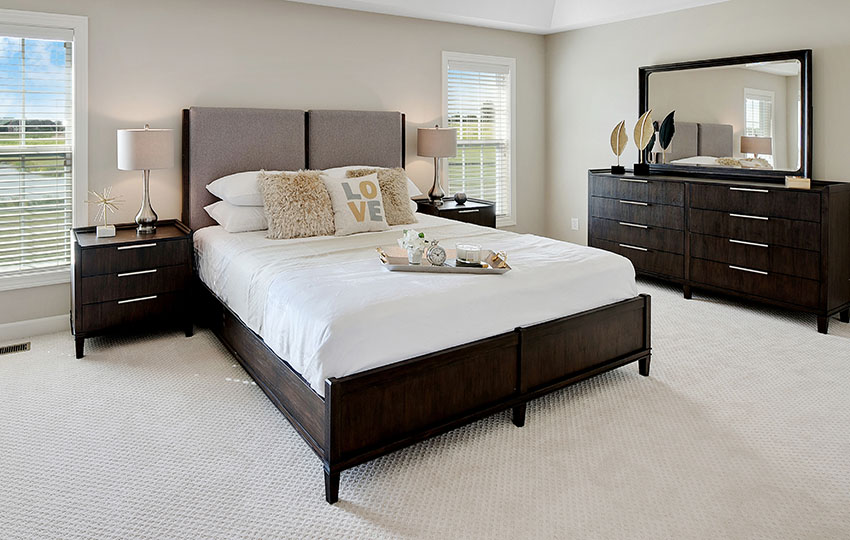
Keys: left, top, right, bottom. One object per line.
{"left": 77, "top": 292, "right": 184, "bottom": 333}
{"left": 80, "top": 238, "right": 189, "bottom": 276}
{"left": 438, "top": 207, "right": 494, "bottom": 226}
{"left": 80, "top": 264, "right": 190, "bottom": 304}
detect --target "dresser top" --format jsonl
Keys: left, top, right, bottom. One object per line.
{"left": 588, "top": 169, "right": 849, "bottom": 192}
{"left": 74, "top": 220, "right": 190, "bottom": 248}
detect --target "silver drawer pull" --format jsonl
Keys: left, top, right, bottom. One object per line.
{"left": 619, "top": 200, "right": 648, "bottom": 206}
{"left": 619, "top": 243, "right": 648, "bottom": 252}
{"left": 619, "top": 221, "right": 648, "bottom": 229}
{"left": 117, "top": 243, "right": 157, "bottom": 250}
{"left": 730, "top": 187, "right": 769, "bottom": 193}
{"left": 457, "top": 209, "right": 479, "bottom": 214}
{"left": 117, "top": 295, "right": 158, "bottom": 304}
{"left": 729, "top": 213, "right": 769, "bottom": 221}
{"left": 619, "top": 178, "right": 648, "bottom": 184}
{"left": 729, "top": 265, "right": 768, "bottom": 276}
{"left": 729, "top": 239, "right": 769, "bottom": 248}
{"left": 117, "top": 269, "right": 157, "bottom": 278}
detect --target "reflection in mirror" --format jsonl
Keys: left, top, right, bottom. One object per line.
{"left": 648, "top": 60, "right": 802, "bottom": 171}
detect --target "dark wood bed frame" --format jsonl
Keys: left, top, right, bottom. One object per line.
{"left": 183, "top": 108, "right": 652, "bottom": 504}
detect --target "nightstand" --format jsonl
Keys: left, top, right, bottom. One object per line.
{"left": 71, "top": 220, "right": 192, "bottom": 358}
{"left": 414, "top": 197, "right": 496, "bottom": 227}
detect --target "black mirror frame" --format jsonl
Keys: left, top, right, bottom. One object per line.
{"left": 639, "top": 49, "right": 812, "bottom": 181}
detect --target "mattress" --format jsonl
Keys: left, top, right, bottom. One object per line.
{"left": 194, "top": 213, "right": 638, "bottom": 396}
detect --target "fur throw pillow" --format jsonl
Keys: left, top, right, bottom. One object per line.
{"left": 346, "top": 168, "right": 417, "bottom": 226}
{"left": 258, "top": 170, "right": 335, "bottom": 239}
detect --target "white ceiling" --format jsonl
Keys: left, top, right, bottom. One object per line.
{"left": 286, "top": 0, "right": 729, "bottom": 34}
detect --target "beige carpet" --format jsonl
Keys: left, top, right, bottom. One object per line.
{"left": 1, "top": 278, "right": 849, "bottom": 539}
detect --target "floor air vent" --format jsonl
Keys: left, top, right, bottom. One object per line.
{"left": 0, "top": 342, "right": 31, "bottom": 355}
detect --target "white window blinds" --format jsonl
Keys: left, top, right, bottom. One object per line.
{"left": 745, "top": 89, "right": 773, "bottom": 139}
{"left": 0, "top": 32, "right": 73, "bottom": 277}
{"left": 445, "top": 56, "right": 513, "bottom": 222}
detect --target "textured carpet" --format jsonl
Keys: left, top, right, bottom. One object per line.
{"left": 1, "top": 279, "right": 849, "bottom": 539}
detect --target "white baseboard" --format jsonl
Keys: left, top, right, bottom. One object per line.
{"left": 0, "top": 314, "right": 69, "bottom": 343}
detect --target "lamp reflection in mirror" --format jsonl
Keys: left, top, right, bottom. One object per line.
{"left": 740, "top": 136, "right": 772, "bottom": 160}
{"left": 117, "top": 124, "right": 174, "bottom": 234}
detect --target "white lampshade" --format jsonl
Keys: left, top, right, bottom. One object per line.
{"left": 117, "top": 126, "right": 174, "bottom": 171}
{"left": 417, "top": 127, "right": 457, "bottom": 158}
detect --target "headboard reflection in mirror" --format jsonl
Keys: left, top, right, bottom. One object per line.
{"left": 639, "top": 50, "right": 812, "bottom": 181}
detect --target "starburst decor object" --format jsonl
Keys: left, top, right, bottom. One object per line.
{"left": 86, "top": 187, "right": 123, "bottom": 238}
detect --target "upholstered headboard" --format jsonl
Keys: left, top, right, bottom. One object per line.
{"left": 667, "top": 122, "right": 698, "bottom": 161}
{"left": 697, "top": 123, "right": 734, "bottom": 157}
{"left": 182, "top": 107, "right": 405, "bottom": 230}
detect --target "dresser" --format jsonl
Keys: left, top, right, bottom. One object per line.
{"left": 414, "top": 197, "right": 497, "bottom": 228}
{"left": 71, "top": 221, "right": 193, "bottom": 358}
{"left": 588, "top": 169, "right": 850, "bottom": 333}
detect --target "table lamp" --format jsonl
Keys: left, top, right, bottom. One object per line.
{"left": 417, "top": 125, "right": 457, "bottom": 205}
{"left": 740, "top": 136, "right": 772, "bottom": 160}
{"left": 117, "top": 124, "right": 174, "bottom": 234}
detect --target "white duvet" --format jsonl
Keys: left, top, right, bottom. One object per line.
{"left": 194, "top": 214, "right": 637, "bottom": 396}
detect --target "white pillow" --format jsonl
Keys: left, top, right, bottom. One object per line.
{"left": 206, "top": 170, "right": 282, "bottom": 206}
{"left": 321, "top": 165, "right": 423, "bottom": 199}
{"left": 320, "top": 173, "right": 389, "bottom": 236}
{"left": 204, "top": 200, "right": 267, "bottom": 233}
{"left": 410, "top": 199, "right": 418, "bottom": 213}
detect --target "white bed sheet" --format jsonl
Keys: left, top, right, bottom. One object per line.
{"left": 194, "top": 214, "right": 638, "bottom": 396}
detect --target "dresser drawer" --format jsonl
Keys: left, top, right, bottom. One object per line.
{"left": 690, "top": 234, "right": 819, "bottom": 280}
{"left": 690, "top": 183, "right": 821, "bottom": 222}
{"left": 80, "top": 238, "right": 189, "bottom": 277}
{"left": 80, "top": 264, "right": 190, "bottom": 304}
{"left": 590, "top": 175, "right": 684, "bottom": 206}
{"left": 77, "top": 292, "right": 184, "bottom": 333}
{"left": 690, "top": 258, "right": 819, "bottom": 308}
{"left": 590, "top": 217, "right": 684, "bottom": 254}
{"left": 590, "top": 197, "right": 684, "bottom": 230}
{"left": 590, "top": 238, "right": 684, "bottom": 279}
{"left": 689, "top": 208, "right": 820, "bottom": 251}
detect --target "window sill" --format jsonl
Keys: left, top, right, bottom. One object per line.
{"left": 0, "top": 268, "right": 71, "bottom": 293}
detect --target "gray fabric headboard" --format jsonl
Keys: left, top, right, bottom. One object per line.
{"left": 698, "top": 123, "right": 734, "bottom": 157}
{"left": 307, "top": 110, "right": 404, "bottom": 170}
{"left": 184, "top": 107, "right": 307, "bottom": 230}
{"left": 183, "top": 107, "right": 405, "bottom": 231}
{"left": 667, "top": 122, "right": 698, "bottom": 161}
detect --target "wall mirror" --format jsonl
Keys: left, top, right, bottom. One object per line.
{"left": 640, "top": 50, "right": 812, "bottom": 180}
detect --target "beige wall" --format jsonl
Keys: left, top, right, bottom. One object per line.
{"left": 0, "top": 0, "right": 545, "bottom": 326}
{"left": 649, "top": 67, "right": 794, "bottom": 169}
{"left": 545, "top": 0, "right": 850, "bottom": 244}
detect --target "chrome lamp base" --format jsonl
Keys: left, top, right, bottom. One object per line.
{"left": 136, "top": 169, "right": 158, "bottom": 235}
{"left": 428, "top": 156, "right": 445, "bottom": 205}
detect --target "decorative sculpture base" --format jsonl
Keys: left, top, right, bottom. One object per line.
{"left": 96, "top": 225, "right": 116, "bottom": 238}
{"left": 610, "top": 165, "right": 625, "bottom": 175}
{"left": 633, "top": 163, "right": 650, "bottom": 176}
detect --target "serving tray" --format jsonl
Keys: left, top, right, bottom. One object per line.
{"left": 377, "top": 246, "right": 511, "bottom": 275}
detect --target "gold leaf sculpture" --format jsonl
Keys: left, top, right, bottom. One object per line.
{"left": 633, "top": 110, "right": 654, "bottom": 154}
{"left": 610, "top": 121, "right": 628, "bottom": 166}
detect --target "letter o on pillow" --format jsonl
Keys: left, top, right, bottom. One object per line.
{"left": 360, "top": 180, "right": 378, "bottom": 199}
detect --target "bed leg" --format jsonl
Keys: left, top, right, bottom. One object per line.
{"left": 511, "top": 403, "right": 526, "bottom": 427}
{"left": 683, "top": 285, "right": 692, "bottom": 300}
{"left": 324, "top": 469, "right": 339, "bottom": 504}
{"left": 639, "top": 356, "right": 651, "bottom": 377}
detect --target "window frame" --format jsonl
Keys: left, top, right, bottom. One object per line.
{"left": 0, "top": 9, "right": 88, "bottom": 292}
{"left": 442, "top": 51, "right": 516, "bottom": 228}
{"left": 744, "top": 87, "right": 775, "bottom": 165}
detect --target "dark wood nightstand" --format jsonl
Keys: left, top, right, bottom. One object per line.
{"left": 71, "top": 220, "right": 193, "bottom": 358}
{"left": 414, "top": 197, "right": 496, "bottom": 227}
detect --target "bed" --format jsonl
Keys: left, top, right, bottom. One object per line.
{"left": 664, "top": 121, "right": 772, "bottom": 169}
{"left": 183, "top": 107, "right": 652, "bottom": 504}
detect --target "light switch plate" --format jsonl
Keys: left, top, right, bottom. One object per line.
{"left": 571, "top": 218, "right": 580, "bottom": 231}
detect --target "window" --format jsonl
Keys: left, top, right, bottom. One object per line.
{"left": 0, "top": 10, "right": 87, "bottom": 290}
{"left": 443, "top": 52, "right": 516, "bottom": 227}
{"left": 744, "top": 88, "right": 774, "bottom": 166}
